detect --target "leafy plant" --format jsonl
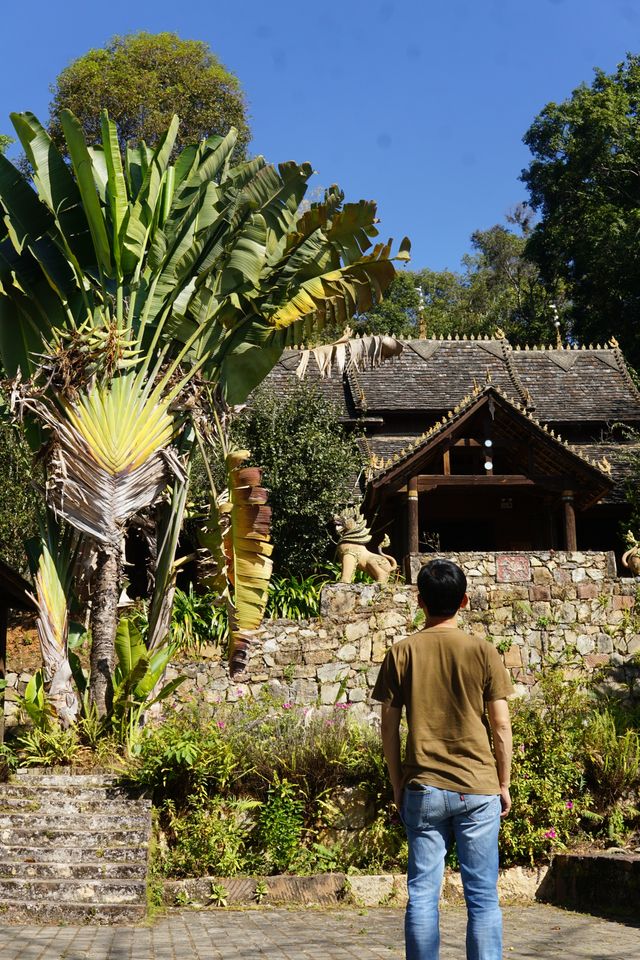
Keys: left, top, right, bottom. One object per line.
{"left": 161, "top": 797, "right": 258, "bottom": 878}
{"left": 208, "top": 882, "right": 229, "bottom": 907}
{"left": 17, "top": 724, "right": 82, "bottom": 767}
{"left": 257, "top": 777, "right": 305, "bottom": 872}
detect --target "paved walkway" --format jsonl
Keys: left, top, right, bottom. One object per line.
{"left": 0, "top": 905, "right": 638, "bottom": 959}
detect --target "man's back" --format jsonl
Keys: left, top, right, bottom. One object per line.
{"left": 373, "top": 627, "right": 510, "bottom": 793}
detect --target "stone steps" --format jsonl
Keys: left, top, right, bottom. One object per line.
{"left": 0, "top": 859, "right": 147, "bottom": 880}
{"left": 0, "top": 771, "right": 151, "bottom": 923}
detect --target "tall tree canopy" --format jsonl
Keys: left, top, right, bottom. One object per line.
{"left": 521, "top": 54, "right": 640, "bottom": 366}
{"left": 48, "top": 32, "right": 250, "bottom": 159}
{"left": 353, "top": 218, "right": 560, "bottom": 344}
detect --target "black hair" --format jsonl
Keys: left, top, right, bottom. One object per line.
{"left": 416, "top": 559, "right": 467, "bottom": 617}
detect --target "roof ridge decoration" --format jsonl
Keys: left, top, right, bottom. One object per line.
{"left": 497, "top": 336, "right": 532, "bottom": 409}
{"left": 603, "top": 336, "right": 640, "bottom": 399}
{"left": 407, "top": 341, "right": 441, "bottom": 362}
{"left": 371, "top": 383, "right": 614, "bottom": 481}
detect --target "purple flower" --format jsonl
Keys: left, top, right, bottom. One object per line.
{"left": 544, "top": 829, "right": 557, "bottom": 839}
{"left": 565, "top": 801, "right": 574, "bottom": 810}
{"left": 282, "top": 702, "right": 293, "bottom": 710}
{"left": 236, "top": 688, "right": 245, "bottom": 697}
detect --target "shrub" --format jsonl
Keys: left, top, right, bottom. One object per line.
{"left": 256, "top": 777, "right": 305, "bottom": 872}
{"left": 161, "top": 796, "right": 258, "bottom": 878}
{"left": 499, "top": 669, "right": 593, "bottom": 865}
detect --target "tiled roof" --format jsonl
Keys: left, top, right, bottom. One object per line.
{"left": 261, "top": 337, "right": 640, "bottom": 424}
{"left": 366, "top": 385, "right": 614, "bottom": 488}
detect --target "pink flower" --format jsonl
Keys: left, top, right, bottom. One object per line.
{"left": 565, "top": 801, "right": 574, "bottom": 810}
{"left": 282, "top": 702, "right": 293, "bottom": 710}
{"left": 217, "top": 721, "right": 226, "bottom": 730}
{"left": 236, "top": 688, "right": 245, "bottom": 697}
{"left": 544, "top": 829, "right": 557, "bottom": 839}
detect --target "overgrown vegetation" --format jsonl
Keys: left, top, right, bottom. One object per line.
{"left": 214, "top": 383, "right": 365, "bottom": 576}
{"left": 103, "top": 664, "right": 640, "bottom": 880}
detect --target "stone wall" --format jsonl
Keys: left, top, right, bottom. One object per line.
{"left": 4, "top": 552, "right": 640, "bottom": 727}
{"left": 160, "top": 551, "right": 640, "bottom": 712}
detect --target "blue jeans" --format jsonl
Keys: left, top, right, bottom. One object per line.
{"left": 401, "top": 784, "right": 502, "bottom": 960}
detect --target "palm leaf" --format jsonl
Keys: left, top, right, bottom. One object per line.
{"left": 20, "top": 369, "right": 185, "bottom": 544}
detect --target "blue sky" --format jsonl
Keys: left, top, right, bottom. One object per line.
{"left": 1, "top": 0, "right": 639, "bottom": 270}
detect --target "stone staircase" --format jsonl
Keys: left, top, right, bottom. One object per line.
{"left": 0, "top": 770, "right": 152, "bottom": 923}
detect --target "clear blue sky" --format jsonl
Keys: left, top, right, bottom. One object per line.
{"left": 1, "top": 0, "right": 638, "bottom": 270}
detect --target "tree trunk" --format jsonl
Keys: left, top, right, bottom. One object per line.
{"left": 89, "top": 543, "right": 121, "bottom": 717}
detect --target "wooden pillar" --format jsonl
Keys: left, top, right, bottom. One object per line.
{"left": 0, "top": 604, "right": 7, "bottom": 745}
{"left": 562, "top": 491, "right": 577, "bottom": 552}
{"left": 405, "top": 477, "right": 419, "bottom": 581}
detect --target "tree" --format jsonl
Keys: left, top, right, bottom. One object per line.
{"left": 0, "top": 109, "right": 408, "bottom": 718}
{"left": 353, "top": 220, "right": 560, "bottom": 344}
{"left": 521, "top": 54, "right": 640, "bottom": 366}
{"left": 231, "top": 383, "right": 364, "bottom": 575}
{"left": 0, "top": 136, "right": 12, "bottom": 154}
{"left": 48, "top": 32, "right": 250, "bottom": 160}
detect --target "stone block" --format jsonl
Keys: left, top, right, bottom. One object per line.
{"left": 348, "top": 687, "right": 367, "bottom": 702}
{"left": 571, "top": 568, "right": 586, "bottom": 583}
{"left": 375, "top": 611, "right": 408, "bottom": 630}
{"left": 496, "top": 555, "right": 531, "bottom": 583}
{"left": 530, "top": 585, "right": 551, "bottom": 602}
{"left": 317, "top": 662, "right": 349, "bottom": 683}
{"left": 502, "top": 645, "right": 522, "bottom": 668}
{"left": 577, "top": 583, "right": 599, "bottom": 600}
{"left": 596, "top": 633, "right": 614, "bottom": 654}
{"left": 320, "top": 682, "right": 345, "bottom": 705}
{"left": 587, "top": 569, "right": 605, "bottom": 581}
{"left": 532, "top": 568, "right": 552, "bottom": 584}
{"left": 337, "top": 643, "right": 358, "bottom": 662}
{"left": 304, "top": 650, "right": 331, "bottom": 666}
{"left": 613, "top": 595, "right": 635, "bottom": 610}
{"left": 344, "top": 621, "right": 369, "bottom": 643}
{"left": 553, "top": 568, "right": 572, "bottom": 585}
{"left": 576, "top": 634, "right": 595, "bottom": 655}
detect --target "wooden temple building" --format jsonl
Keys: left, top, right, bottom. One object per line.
{"left": 263, "top": 334, "right": 640, "bottom": 575}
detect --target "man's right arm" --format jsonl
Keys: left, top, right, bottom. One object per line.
{"left": 487, "top": 698, "right": 512, "bottom": 817}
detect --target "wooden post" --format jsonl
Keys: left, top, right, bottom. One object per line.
{"left": 562, "top": 491, "right": 577, "bottom": 552}
{"left": 443, "top": 449, "right": 451, "bottom": 475}
{"left": 406, "top": 477, "right": 419, "bottom": 581}
{"left": 0, "top": 604, "right": 7, "bottom": 745}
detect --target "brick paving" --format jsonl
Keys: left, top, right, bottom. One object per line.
{"left": 0, "top": 905, "right": 638, "bottom": 959}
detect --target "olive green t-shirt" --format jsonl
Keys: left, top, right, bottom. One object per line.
{"left": 372, "top": 627, "right": 513, "bottom": 794}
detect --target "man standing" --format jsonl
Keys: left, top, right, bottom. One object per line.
{"left": 372, "top": 559, "right": 513, "bottom": 960}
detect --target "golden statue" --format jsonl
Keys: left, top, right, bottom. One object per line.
{"left": 334, "top": 507, "right": 397, "bottom": 584}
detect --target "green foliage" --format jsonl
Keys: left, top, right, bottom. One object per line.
{"left": 351, "top": 221, "right": 560, "bottom": 345}
{"left": 16, "top": 723, "right": 82, "bottom": 767}
{"left": 127, "top": 709, "right": 238, "bottom": 802}
{"left": 170, "top": 587, "right": 228, "bottom": 652}
{"left": 48, "top": 32, "right": 250, "bottom": 161}
{"left": 0, "top": 403, "right": 44, "bottom": 573}
{"left": 229, "top": 383, "right": 365, "bottom": 574}
{"left": 0, "top": 135, "right": 12, "bottom": 154}
{"left": 257, "top": 777, "right": 305, "bottom": 872}
{"left": 265, "top": 573, "right": 326, "bottom": 619}
{"left": 522, "top": 54, "right": 640, "bottom": 366}
{"left": 583, "top": 710, "right": 640, "bottom": 807}
{"left": 162, "top": 796, "right": 258, "bottom": 878}
{"left": 500, "top": 669, "right": 593, "bottom": 865}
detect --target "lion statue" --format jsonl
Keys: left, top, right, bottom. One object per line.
{"left": 334, "top": 507, "right": 397, "bottom": 584}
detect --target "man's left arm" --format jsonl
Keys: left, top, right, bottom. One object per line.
{"left": 381, "top": 704, "right": 403, "bottom": 811}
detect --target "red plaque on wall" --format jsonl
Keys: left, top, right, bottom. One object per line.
{"left": 496, "top": 554, "right": 531, "bottom": 583}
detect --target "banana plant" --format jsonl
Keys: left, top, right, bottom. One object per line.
{"left": 0, "top": 108, "right": 409, "bottom": 713}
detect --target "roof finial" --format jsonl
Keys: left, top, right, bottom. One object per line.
{"left": 551, "top": 303, "right": 562, "bottom": 348}
{"left": 494, "top": 326, "right": 506, "bottom": 340}
{"left": 485, "top": 368, "right": 492, "bottom": 383}
{"left": 609, "top": 336, "right": 619, "bottom": 348}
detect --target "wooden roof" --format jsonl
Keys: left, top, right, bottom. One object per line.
{"left": 262, "top": 336, "right": 640, "bottom": 424}
{"left": 364, "top": 386, "right": 614, "bottom": 512}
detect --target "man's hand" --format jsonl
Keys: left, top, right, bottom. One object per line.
{"left": 499, "top": 785, "right": 511, "bottom": 818}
